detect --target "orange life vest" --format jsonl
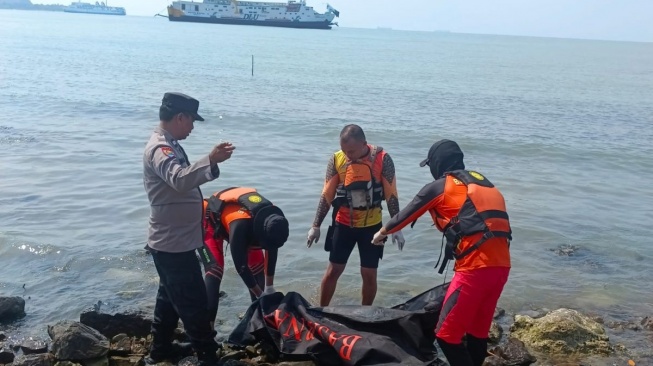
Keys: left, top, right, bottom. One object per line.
{"left": 430, "top": 170, "right": 512, "bottom": 273}
{"left": 203, "top": 187, "right": 273, "bottom": 240}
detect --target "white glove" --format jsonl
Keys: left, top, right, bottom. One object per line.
{"left": 372, "top": 230, "right": 388, "bottom": 245}
{"left": 307, "top": 227, "right": 320, "bottom": 248}
{"left": 392, "top": 230, "right": 405, "bottom": 251}
{"left": 263, "top": 286, "right": 276, "bottom": 295}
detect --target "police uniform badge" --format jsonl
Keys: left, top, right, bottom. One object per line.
{"left": 160, "top": 146, "right": 175, "bottom": 158}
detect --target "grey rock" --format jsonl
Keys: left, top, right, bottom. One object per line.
{"left": 253, "top": 342, "right": 278, "bottom": 363}
{"left": 606, "top": 320, "right": 641, "bottom": 332}
{"left": 177, "top": 356, "right": 198, "bottom": 366}
{"left": 488, "top": 338, "right": 536, "bottom": 366}
{"left": 219, "top": 350, "right": 247, "bottom": 362}
{"left": 12, "top": 353, "right": 54, "bottom": 366}
{"left": 20, "top": 339, "right": 49, "bottom": 354}
{"left": 48, "top": 321, "right": 110, "bottom": 360}
{"left": 109, "top": 334, "right": 131, "bottom": 356}
{"left": 550, "top": 244, "right": 580, "bottom": 256}
{"left": 80, "top": 309, "right": 152, "bottom": 339}
{"left": 244, "top": 345, "right": 257, "bottom": 357}
{"left": 107, "top": 356, "right": 143, "bottom": 366}
{"left": 590, "top": 316, "right": 604, "bottom": 325}
{"left": 0, "top": 297, "right": 26, "bottom": 322}
{"left": 483, "top": 356, "right": 507, "bottom": 366}
{"left": 83, "top": 356, "right": 109, "bottom": 366}
{"left": 0, "top": 344, "right": 15, "bottom": 364}
{"left": 130, "top": 338, "right": 148, "bottom": 356}
{"left": 511, "top": 308, "right": 612, "bottom": 356}
{"left": 489, "top": 321, "right": 503, "bottom": 345}
{"left": 54, "top": 362, "right": 82, "bottom": 366}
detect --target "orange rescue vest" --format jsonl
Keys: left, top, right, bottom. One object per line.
{"left": 203, "top": 187, "right": 274, "bottom": 240}
{"left": 333, "top": 145, "right": 385, "bottom": 227}
{"left": 432, "top": 170, "right": 512, "bottom": 273}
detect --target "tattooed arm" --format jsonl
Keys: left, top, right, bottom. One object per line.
{"left": 381, "top": 154, "right": 400, "bottom": 218}
{"left": 312, "top": 155, "right": 340, "bottom": 227}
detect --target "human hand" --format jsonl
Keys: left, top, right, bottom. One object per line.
{"left": 307, "top": 227, "right": 320, "bottom": 248}
{"left": 372, "top": 230, "right": 388, "bottom": 245}
{"left": 209, "top": 142, "right": 235, "bottom": 164}
{"left": 263, "top": 286, "right": 276, "bottom": 296}
{"left": 392, "top": 230, "right": 405, "bottom": 251}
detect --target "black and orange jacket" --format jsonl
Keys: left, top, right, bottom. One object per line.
{"left": 203, "top": 188, "right": 277, "bottom": 288}
{"left": 385, "top": 170, "right": 511, "bottom": 272}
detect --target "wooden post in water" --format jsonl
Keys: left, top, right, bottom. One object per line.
{"left": 251, "top": 55, "right": 254, "bottom": 77}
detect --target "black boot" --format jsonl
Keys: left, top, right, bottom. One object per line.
{"left": 144, "top": 341, "right": 195, "bottom": 365}
{"left": 466, "top": 335, "right": 488, "bottom": 366}
{"left": 436, "top": 337, "right": 473, "bottom": 366}
{"left": 196, "top": 346, "right": 220, "bottom": 366}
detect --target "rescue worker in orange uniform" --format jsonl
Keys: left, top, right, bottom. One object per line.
{"left": 202, "top": 187, "right": 289, "bottom": 327}
{"left": 372, "top": 140, "right": 512, "bottom": 366}
{"left": 307, "top": 124, "right": 405, "bottom": 306}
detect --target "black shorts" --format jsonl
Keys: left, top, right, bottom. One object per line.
{"left": 329, "top": 222, "right": 384, "bottom": 269}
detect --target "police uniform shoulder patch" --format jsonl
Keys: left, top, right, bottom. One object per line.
{"left": 160, "top": 146, "right": 175, "bottom": 158}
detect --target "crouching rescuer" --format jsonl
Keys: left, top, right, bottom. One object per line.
{"left": 201, "top": 187, "right": 289, "bottom": 327}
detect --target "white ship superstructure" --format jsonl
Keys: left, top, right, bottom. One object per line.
{"left": 64, "top": 1, "right": 126, "bottom": 15}
{"left": 167, "top": 0, "right": 339, "bottom": 29}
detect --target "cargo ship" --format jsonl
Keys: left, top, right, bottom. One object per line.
{"left": 64, "top": 1, "right": 126, "bottom": 15}
{"left": 166, "top": 0, "right": 339, "bottom": 30}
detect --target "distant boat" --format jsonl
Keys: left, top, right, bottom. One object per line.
{"left": 64, "top": 1, "right": 126, "bottom": 16}
{"left": 166, "top": 0, "right": 339, "bottom": 30}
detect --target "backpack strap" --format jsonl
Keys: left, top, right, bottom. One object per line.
{"left": 206, "top": 187, "right": 239, "bottom": 239}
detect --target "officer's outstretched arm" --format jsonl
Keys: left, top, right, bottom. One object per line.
{"left": 150, "top": 146, "right": 216, "bottom": 192}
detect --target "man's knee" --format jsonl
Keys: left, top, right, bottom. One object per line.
{"left": 360, "top": 267, "right": 377, "bottom": 283}
{"left": 324, "top": 262, "right": 345, "bottom": 281}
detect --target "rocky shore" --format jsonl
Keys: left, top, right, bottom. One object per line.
{"left": 0, "top": 296, "right": 650, "bottom": 366}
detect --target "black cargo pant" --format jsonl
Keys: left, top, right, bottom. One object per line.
{"left": 149, "top": 247, "right": 219, "bottom": 358}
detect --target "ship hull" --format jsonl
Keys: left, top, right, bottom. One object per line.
{"left": 168, "top": 15, "right": 332, "bottom": 29}
{"left": 64, "top": 9, "right": 125, "bottom": 15}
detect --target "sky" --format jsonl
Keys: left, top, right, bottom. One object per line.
{"left": 35, "top": 0, "right": 653, "bottom": 42}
